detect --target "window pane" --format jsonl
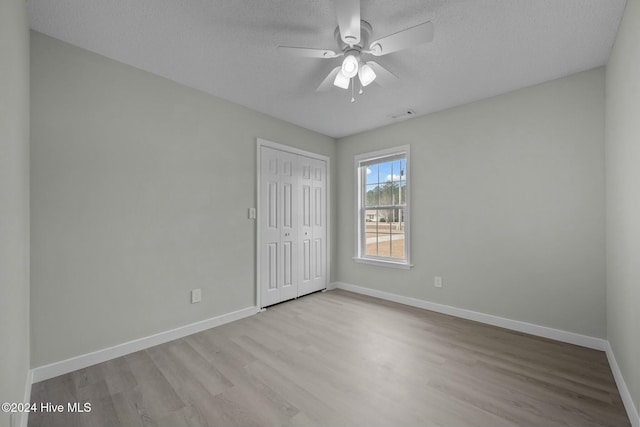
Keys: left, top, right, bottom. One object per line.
{"left": 364, "top": 209, "right": 376, "bottom": 224}
{"left": 392, "top": 160, "right": 405, "bottom": 183}
{"left": 365, "top": 184, "right": 379, "bottom": 206}
{"left": 382, "top": 162, "right": 390, "bottom": 183}
{"left": 389, "top": 206, "right": 404, "bottom": 259}
{"left": 365, "top": 232, "right": 378, "bottom": 256}
{"left": 390, "top": 235, "right": 405, "bottom": 259}
{"left": 390, "top": 184, "right": 399, "bottom": 206}
{"left": 378, "top": 213, "right": 391, "bottom": 234}
{"left": 399, "top": 182, "right": 407, "bottom": 206}
{"left": 376, "top": 237, "right": 392, "bottom": 258}
{"left": 391, "top": 227, "right": 404, "bottom": 235}
{"left": 377, "top": 184, "right": 390, "bottom": 206}
{"left": 365, "top": 164, "right": 379, "bottom": 185}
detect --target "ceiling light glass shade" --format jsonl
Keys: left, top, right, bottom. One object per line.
{"left": 333, "top": 71, "right": 350, "bottom": 89}
{"left": 341, "top": 54, "right": 359, "bottom": 78}
{"left": 358, "top": 63, "right": 376, "bottom": 87}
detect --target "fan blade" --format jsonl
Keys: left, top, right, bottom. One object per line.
{"left": 335, "top": 0, "right": 360, "bottom": 46}
{"left": 317, "top": 66, "right": 342, "bottom": 92}
{"left": 368, "top": 21, "right": 434, "bottom": 56}
{"left": 366, "top": 61, "right": 398, "bottom": 87}
{"left": 277, "top": 46, "right": 340, "bottom": 58}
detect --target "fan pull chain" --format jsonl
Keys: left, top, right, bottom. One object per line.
{"left": 350, "top": 78, "right": 355, "bottom": 103}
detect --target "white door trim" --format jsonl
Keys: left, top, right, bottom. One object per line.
{"left": 256, "top": 138, "right": 331, "bottom": 309}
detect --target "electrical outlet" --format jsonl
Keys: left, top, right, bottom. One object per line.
{"left": 248, "top": 207, "right": 256, "bottom": 219}
{"left": 191, "top": 288, "right": 202, "bottom": 304}
{"left": 434, "top": 276, "right": 443, "bottom": 288}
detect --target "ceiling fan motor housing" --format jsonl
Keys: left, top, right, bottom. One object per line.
{"left": 335, "top": 20, "right": 373, "bottom": 53}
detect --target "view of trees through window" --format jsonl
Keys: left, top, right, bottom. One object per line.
{"left": 363, "top": 158, "right": 406, "bottom": 259}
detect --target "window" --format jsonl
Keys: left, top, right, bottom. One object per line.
{"left": 355, "top": 145, "right": 410, "bottom": 268}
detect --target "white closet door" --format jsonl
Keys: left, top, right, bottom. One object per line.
{"left": 260, "top": 146, "right": 299, "bottom": 307}
{"left": 298, "top": 155, "right": 327, "bottom": 297}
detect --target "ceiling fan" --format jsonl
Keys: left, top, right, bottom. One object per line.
{"left": 278, "top": 0, "right": 434, "bottom": 102}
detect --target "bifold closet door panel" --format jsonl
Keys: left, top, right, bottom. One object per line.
{"left": 259, "top": 147, "right": 299, "bottom": 307}
{"left": 298, "top": 155, "right": 327, "bottom": 298}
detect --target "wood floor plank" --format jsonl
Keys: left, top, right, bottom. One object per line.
{"left": 145, "top": 342, "right": 223, "bottom": 426}
{"left": 109, "top": 390, "right": 154, "bottom": 427}
{"left": 101, "top": 356, "right": 139, "bottom": 396}
{"left": 29, "top": 290, "right": 631, "bottom": 427}
{"left": 122, "top": 350, "right": 186, "bottom": 422}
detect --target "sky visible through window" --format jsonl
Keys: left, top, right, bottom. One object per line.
{"left": 366, "top": 159, "right": 407, "bottom": 187}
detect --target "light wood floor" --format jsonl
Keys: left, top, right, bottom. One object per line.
{"left": 29, "top": 290, "right": 630, "bottom": 427}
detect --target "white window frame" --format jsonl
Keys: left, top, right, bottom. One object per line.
{"left": 354, "top": 145, "right": 411, "bottom": 269}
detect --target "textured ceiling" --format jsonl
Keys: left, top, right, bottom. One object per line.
{"left": 28, "top": 0, "right": 626, "bottom": 138}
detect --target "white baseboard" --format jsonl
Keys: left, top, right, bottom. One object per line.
{"left": 605, "top": 342, "right": 640, "bottom": 427}
{"left": 327, "top": 282, "right": 338, "bottom": 290}
{"left": 32, "top": 306, "right": 259, "bottom": 383}
{"left": 333, "top": 282, "right": 607, "bottom": 351}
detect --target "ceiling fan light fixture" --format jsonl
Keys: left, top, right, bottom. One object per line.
{"left": 333, "top": 71, "right": 350, "bottom": 89}
{"left": 358, "top": 63, "right": 376, "bottom": 87}
{"left": 341, "top": 54, "right": 359, "bottom": 78}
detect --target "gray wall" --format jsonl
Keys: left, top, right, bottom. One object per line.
{"left": 606, "top": 0, "right": 640, "bottom": 417}
{"left": 336, "top": 68, "right": 606, "bottom": 338}
{"left": 0, "top": 0, "right": 30, "bottom": 426}
{"left": 30, "top": 32, "right": 336, "bottom": 367}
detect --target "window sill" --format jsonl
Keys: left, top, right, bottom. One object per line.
{"left": 353, "top": 257, "right": 413, "bottom": 270}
